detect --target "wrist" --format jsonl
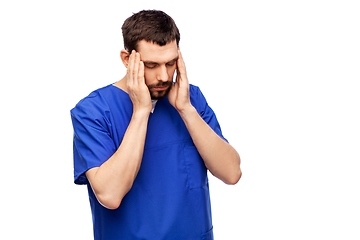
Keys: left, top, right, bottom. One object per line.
{"left": 132, "top": 108, "right": 151, "bottom": 121}
{"left": 178, "top": 104, "right": 197, "bottom": 119}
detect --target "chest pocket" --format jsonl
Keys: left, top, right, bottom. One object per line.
{"left": 183, "top": 145, "right": 208, "bottom": 189}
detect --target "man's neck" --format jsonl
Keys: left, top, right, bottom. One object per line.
{"left": 113, "top": 77, "right": 128, "bottom": 93}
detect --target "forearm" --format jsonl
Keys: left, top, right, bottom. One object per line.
{"left": 179, "top": 106, "right": 242, "bottom": 185}
{"left": 86, "top": 111, "right": 149, "bottom": 209}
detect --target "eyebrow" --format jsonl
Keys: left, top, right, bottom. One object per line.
{"left": 143, "top": 56, "right": 179, "bottom": 65}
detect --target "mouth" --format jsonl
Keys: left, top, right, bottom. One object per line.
{"left": 148, "top": 82, "right": 173, "bottom": 100}
{"left": 149, "top": 81, "right": 173, "bottom": 92}
{"left": 153, "top": 86, "right": 169, "bottom": 91}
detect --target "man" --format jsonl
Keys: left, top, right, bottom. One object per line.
{"left": 71, "top": 10, "right": 241, "bottom": 240}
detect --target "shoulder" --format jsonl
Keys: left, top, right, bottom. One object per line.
{"left": 70, "top": 85, "right": 114, "bottom": 122}
{"left": 189, "top": 84, "right": 207, "bottom": 105}
{"left": 189, "top": 84, "right": 201, "bottom": 95}
{"left": 189, "top": 84, "right": 211, "bottom": 117}
{"left": 189, "top": 84, "right": 205, "bottom": 103}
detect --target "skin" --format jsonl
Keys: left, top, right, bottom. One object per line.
{"left": 86, "top": 40, "right": 242, "bottom": 209}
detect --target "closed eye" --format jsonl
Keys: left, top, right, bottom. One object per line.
{"left": 143, "top": 57, "right": 178, "bottom": 69}
{"left": 166, "top": 61, "right": 176, "bottom": 67}
{"left": 144, "top": 63, "right": 158, "bottom": 69}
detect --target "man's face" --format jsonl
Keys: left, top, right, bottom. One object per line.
{"left": 137, "top": 40, "right": 179, "bottom": 99}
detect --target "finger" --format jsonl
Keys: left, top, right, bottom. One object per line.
{"left": 133, "top": 52, "right": 140, "bottom": 83}
{"left": 177, "top": 49, "right": 188, "bottom": 86}
{"left": 128, "top": 50, "right": 136, "bottom": 69}
{"left": 138, "top": 61, "right": 145, "bottom": 83}
{"left": 177, "top": 48, "right": 186, "bottom": 75}
{"left": 127, "top": 50, "right": 136, "bottom": 83}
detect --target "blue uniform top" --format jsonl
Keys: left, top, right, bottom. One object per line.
{"left": 71, "top": 84, "right": 226, "bottom": 240}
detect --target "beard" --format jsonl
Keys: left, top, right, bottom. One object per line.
{"left": 147, "top": 81, "right": 173, "bottom": 100}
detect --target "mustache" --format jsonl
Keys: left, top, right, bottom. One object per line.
{"left": 147, "top": 81, "right": 173, "bottom": 89}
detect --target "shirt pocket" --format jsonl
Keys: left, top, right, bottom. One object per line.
{"left": 183, "top": 145, "right": 208, "bottom": 189}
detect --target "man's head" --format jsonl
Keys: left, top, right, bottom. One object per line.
{"left": 120, "top": 10, "right": 180, "bottom": 99}
{"left": 122, "top": 10, "right": 180, "bottom": 53}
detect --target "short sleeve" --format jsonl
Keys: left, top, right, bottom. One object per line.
{"left": 70, "top": 94, "right": 117, "bottom": 185}
{"left": 189, "top": 85, "right": 228, "bottom": 142}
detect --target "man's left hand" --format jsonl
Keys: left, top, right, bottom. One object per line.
{"left": 168, "top": 48, "right": 193, "bottom": 113}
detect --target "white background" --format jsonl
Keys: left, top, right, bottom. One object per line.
{"left": 1, "top": 0, "right": 359, "bottom": 239}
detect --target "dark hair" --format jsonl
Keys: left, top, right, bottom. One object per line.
{"left": 122, "top": 10, "right": 180, "bottom": 52}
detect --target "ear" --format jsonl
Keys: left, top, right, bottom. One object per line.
{"left": 120, "top": 49, "right": 130, "bottom": 68}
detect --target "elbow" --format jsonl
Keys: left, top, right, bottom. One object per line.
{"left": 97, "top": 193, "right": 122, "bottom": 210}
{"left": 96, "top": 194, "right": 121, "bottom": 210}
{"left": 225, "top": 153, "right": 242, "bottom": 185}
{"left": 212, "top": 153, "right": 242, "bottom": 185}
{"left": 106, "top": 202, "right": 121, "bottom": 210}
{"left": 95, "top": 186, "right": 132, "bottom": 210}
{"left": 96, "top": 183, "right": 134, "bottom": 210}
{"left": 91, "top": 181, "right": 134, "bottom": 210}
{"left": 103, "top": 199, "right": 122, "bottom": 210}
{"left": 90, "top": 180, "right": 134, "bottom": 210}
{"left": 225, "top": 167, "right": 242, "bottom": 185}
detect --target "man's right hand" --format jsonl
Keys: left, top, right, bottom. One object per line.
{"left": 126, "top": 50, "right": 152, "bottom": 115}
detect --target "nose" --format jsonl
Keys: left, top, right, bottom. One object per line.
{"left": 156, "top": 65, "right": 168, "bottom": 82}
